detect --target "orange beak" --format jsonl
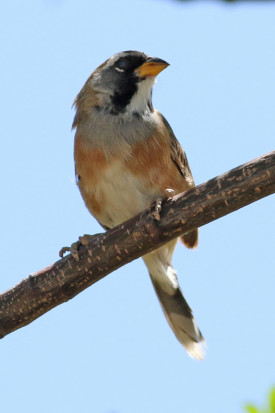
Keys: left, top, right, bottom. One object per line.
{"left": 135, "top": 57, "right": 169, "bottom": 78}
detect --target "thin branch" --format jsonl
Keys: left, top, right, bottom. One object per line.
{"left": 0, "top": 151, "right": 274, "bottom": 339}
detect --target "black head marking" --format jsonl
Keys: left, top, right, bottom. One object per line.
{"left": 107, "top": 51, "right": 149, "bottom": 113}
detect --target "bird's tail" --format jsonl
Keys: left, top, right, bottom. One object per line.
{"left": 143, "top": 240, "right": 205, "bottom": 360}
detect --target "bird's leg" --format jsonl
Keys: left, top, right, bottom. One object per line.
{"left": 59, "top": 233, "right": 103, "bottom": 261}
{"left": 151, "top": 188, "right": 175, "bottom": 221}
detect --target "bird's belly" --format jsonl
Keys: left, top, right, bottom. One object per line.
{"left": 79, "top": 160, "right": 159, "bottom": 229}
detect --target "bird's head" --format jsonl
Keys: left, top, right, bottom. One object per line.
{"left": 76, "top": 51, "right": 169, "bottom": 116}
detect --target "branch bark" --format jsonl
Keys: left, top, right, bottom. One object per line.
{"left": 0, "top": 151, "right": 274, "bottom": 339}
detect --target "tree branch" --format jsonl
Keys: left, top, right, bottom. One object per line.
{"left": 0, "top": 151, "right": 274, "bottom": 339}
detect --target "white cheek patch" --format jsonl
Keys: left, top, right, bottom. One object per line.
{"left": 126, "top": 77, "right": 155, "bottom": 113}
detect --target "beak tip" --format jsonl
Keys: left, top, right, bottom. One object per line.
{"left": 147, "top": 57, "right": 170, "bottom": 67}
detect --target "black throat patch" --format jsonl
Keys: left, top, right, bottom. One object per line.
{"left": 110, "top": 79, "right": 138, "bottom": 114}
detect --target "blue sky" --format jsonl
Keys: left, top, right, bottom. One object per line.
{"left": 1, "top": 1, "right": 274, "bottom": 412}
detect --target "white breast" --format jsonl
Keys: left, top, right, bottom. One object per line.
{"left": 94, "top": 160, "right": 157, "bottom": 229}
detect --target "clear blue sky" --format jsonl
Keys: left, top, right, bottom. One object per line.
{"left": 1, "top": 1, "right": 274, "bottom": 412}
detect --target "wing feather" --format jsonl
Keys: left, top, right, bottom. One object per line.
{"left": 159, "top": 113, "right": 198, "bottom": 248}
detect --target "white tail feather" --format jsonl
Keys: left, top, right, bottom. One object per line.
{"left": 143, "top": 241, "right": 205, "bottom": 359}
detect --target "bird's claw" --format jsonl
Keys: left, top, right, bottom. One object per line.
{"left": 59, "top": 241, "right": 82, "bottom": 261}
{"left": 151, "top": 188, "right": 175, "bottom": 221}
{"left": 164, "top": 188, "right": 175, "bottom": 199}
{"left": 59, "top": 233, "right": 102, "bottom": 261}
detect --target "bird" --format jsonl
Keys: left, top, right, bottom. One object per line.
{"left": 70, "top": 50, "right": 205, "bottom": 359}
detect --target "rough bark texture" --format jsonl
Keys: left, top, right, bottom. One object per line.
{"left": 0, "top": 151, "right": 274, "bottom": 339}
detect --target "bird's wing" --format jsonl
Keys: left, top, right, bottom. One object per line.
{"left": 159, "top": 113, "right": 198, "bottom": 249}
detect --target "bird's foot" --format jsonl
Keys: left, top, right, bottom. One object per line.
{"left": 151, "top": 188, "right": 175, "bottom": 221}
{"left": 164, "top": 188, "right": 176, "bottom": 199}
{"left": 59, "top": 233, "right": 102, "bottom": 261}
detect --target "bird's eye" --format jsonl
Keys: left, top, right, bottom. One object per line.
{"left": 114, "top": 58, "right": 127, "bottom": 72}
